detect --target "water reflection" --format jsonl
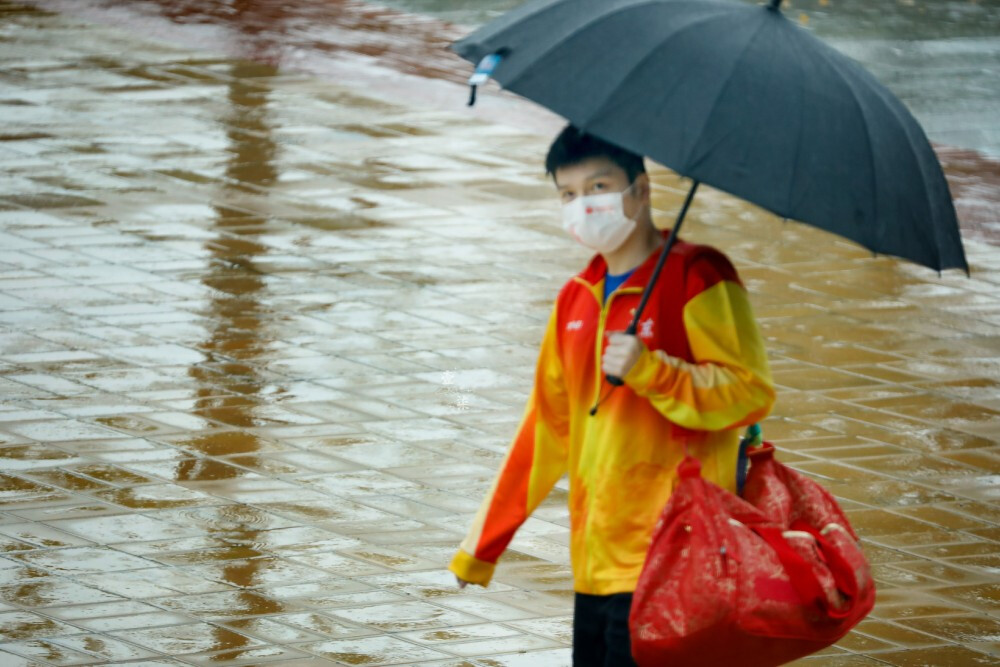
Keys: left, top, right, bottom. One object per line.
{"left": 370, "top": 0, "right": 526, "bottom": 24}
{"left": 104, "top": 0, "right": 999, "bottom": 242}
{"left": 37, "top": 0, "right": 1000, "bottom": 161}
{"left": 173, "top": 52, "right": 286, "bottom": 656}
{"left": 145, "top": 0, "right": 462, "bottom": 80}
{"left": 176, "top": 62, "right": 275, "bottom": 488}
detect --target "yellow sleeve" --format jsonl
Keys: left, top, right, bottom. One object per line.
{"left": 449, "top": 304, "right": 570, "bottom": 587}
{"left": 623, "top": 278, "right": 775, "bottom": 431}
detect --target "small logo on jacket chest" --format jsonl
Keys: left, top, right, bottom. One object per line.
{"left": 638, "top": 317, "right": 655, "bottom": 340}
{"left": 566, "top": 319, "right": 584, "bottom": 331}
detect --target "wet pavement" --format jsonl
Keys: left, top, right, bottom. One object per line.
{"left": 0, "top": 1, "right": 998, "bottom": 665}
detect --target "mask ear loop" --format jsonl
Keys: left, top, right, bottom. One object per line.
{"left": 620, "top": 178, "right": 649, "bottom": 225}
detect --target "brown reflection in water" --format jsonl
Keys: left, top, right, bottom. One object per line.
{"left": 140, "top": 0, "right": 465, "bottom": 81}
{"left": 937, "top": 145, "right": 1000, "bottom": 244}
{"left": 176, "top": 60, "right": 274, "bottom": 481}
{"left": 173, "top": 38, "right": 286, "bottom": 655}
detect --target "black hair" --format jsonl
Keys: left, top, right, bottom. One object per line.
{"left": 544, "top": 124, "right": 646, "bottom": 183}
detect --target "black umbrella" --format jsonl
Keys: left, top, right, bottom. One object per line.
{"left": 453, "top": 0, "right": 966, "bottom": 274}
{"left": 452, "top": 0, "right": 968, "bottom": 389}
{"left": 452, "top": 0, "right": 968, "bottom": 384}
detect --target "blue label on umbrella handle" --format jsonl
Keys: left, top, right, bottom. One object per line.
{"left": 469, "top": 53, "right": 503, "bottom": 86}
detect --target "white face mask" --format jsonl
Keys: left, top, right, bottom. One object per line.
{"left": 561, "top": 184, "right": 638, "bottom": 254}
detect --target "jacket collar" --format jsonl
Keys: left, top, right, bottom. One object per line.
{"left": 576, "top": 228, "right": 681, "bottom": 290}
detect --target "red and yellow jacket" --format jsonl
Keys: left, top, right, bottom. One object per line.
{"left": 449, "top": 234, "right": 775, "bottom": 595}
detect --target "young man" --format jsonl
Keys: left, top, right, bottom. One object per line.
{"left": 449, "top": 126, "right": 775, "bottom": 665}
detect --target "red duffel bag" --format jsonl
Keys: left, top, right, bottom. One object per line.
{"left": 629, "top": 442, "right": 875, "bottom": 666}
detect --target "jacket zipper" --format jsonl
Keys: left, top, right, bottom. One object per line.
{"left": 571, "top": 276, "right": 643, "bottom": 592}
{"left": 588, "top": 285, "right": 644, "bottom": 415}
{"left": 591, "top": 292, "right": 612, "bottom": 411}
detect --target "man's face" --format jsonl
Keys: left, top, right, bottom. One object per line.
{"left": 553, "top": 157, "right": 648, "bottom": 222}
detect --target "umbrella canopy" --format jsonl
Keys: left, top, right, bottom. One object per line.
{"left": 451, "top": 0, "right": 968, "bottom": 273}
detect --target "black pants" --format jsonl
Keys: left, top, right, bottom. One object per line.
{"left": 573, "top": 592, "right": 638, "bottom": 666}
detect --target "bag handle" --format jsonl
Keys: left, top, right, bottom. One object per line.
{"left": 791, "top": 520, "right": 861, "bottom": 613}
{"left": 751, "top": 524, "right": 857, "bottom": 620}
{"left": 736, "top": 424, "right": 762, "bottom": 494}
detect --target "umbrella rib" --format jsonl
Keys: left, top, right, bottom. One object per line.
{"left": 501, "top": 0, "right": 671, "bottom": 92}
{"left": 576, "top": 11, "right": 742, "bottom": 143}
{"left": 808, "top": 41, "right": 881, "bottom": 256}
{"left": 865, "top": 78, "right": 957, "bottom": 271}
{"left": 785, "top": 27, "right": 808, "bottom": 219}
{"left": 805, "top": 44, "right": 960, "bottom": 270}
{"left": 682, "top": 15, "right": 771, "bottom": 173}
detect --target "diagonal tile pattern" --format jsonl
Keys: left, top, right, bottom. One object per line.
{"left": 0, "top": 1, "right": 998, "bottom": 665}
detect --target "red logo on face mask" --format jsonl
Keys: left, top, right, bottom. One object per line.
{"left": 586, "top": 207, "right": 594, "bottom": 214}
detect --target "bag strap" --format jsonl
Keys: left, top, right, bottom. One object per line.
{"left": 736, "top": 424, "right": 763, "bottom": 495}
{"left": 790, "top": 520, "right": 861, "bottom": 612}
{"left": 751, "top": 524, "right": 857, "bottom": 620}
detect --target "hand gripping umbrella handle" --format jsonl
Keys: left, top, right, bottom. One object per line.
{"left": 593, "top": 181, "right": 700, "bottom": 414}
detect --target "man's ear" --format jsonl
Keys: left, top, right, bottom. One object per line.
{"left": 634, "top": 173, "right": 651, "bottom": 203}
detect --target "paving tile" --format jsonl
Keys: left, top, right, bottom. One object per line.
{"left": 49, "top": 633, "right": 165, "bottom": 662}
{"left": 0, "top": 447, "right": 85, "bottom": 474}
{"left": 399, "top": 623, "right": 526, "bottom": 646}
{"left": 264, "top": 611, "right": 376, "bottom": 640}
{"left": 0, "top": 638, "right": 100, "bottom": 665}
{"left": 154, "top": 589, "right": 298, "bottom": 618}
{"left": 265, "top": 587, "right": 404, "bottom": 610}
{"left": 326, "top": 600, "right": 485, "bottom": 633}
{"left": 217, "top": 616, "right": 328, "bottom": 644}
{"left": 0, "top": 610, "right": 83, "bottom": 641}
{"left": 470, "top": 648, "right": 572, "bottom": 666}
{"left": 10, "top": 548, "right": 158, "bottom": 575}
{"left": 181, "top": 643, "right": 315, "bottom": 665}
{"left": 74, "top": 568, "right": 233, "bottom": 598}
{"left": 787, "top": 657, "right": 886, "bottom": 666}
{"left": 0, "top": 578, "right": 124, "bottom": 609}
{"left": 298, "top": 635, "right": 453, "bottom": 665}
{"left": 282, "top": 551, "right": 391, "bottom": 578}
{"left": 870, "top": 644, "right": 998, "bottom": 666}
{"left": 107, "top": 622, "right": 265, "bottom": 656}
{"left": 0, "top": 523, "right": 94, "bottom": 549}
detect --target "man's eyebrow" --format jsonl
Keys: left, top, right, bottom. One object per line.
{"left": 556, "top": 169, "right": 614, "bottom": 189}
